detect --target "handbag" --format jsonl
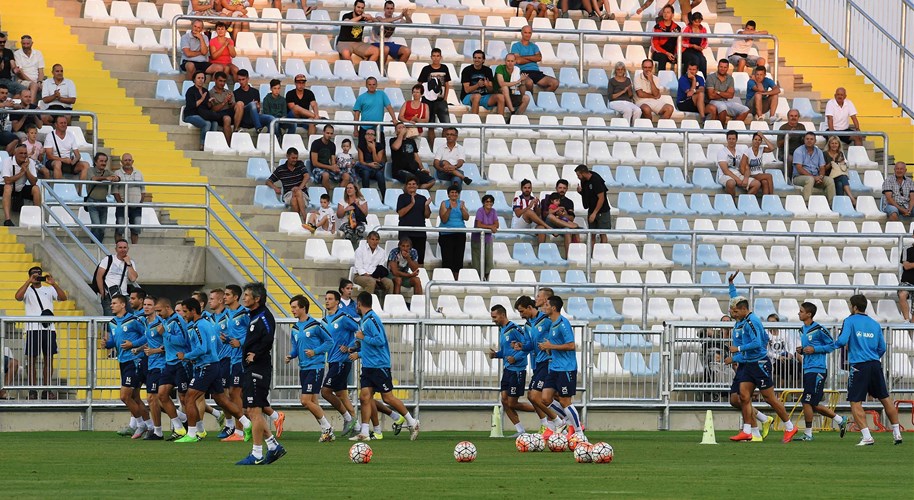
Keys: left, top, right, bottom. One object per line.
{"left": 828, "top": 158, "right": 848, "bottom": 179}
{"left": 31, "top": 287, "right": 54, "bottom": 329}
{"left": 404, "top": 102, "right": 425, "bottom": 138}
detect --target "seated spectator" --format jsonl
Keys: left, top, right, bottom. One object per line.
{"left": 286, "top": 74, "right": 318, "bottom": 136}
{"left": 179, "top": 20, "right": 223, "bottom": 82}
{"left": 825, "top": 87, "right": 863, "bottom": 146}
{"left": 494, "top": 54, "right": 530, "bottom": 116}
{"left": 717, "top": 130, "right": 755, "bottom": 199}
{"left": 650, "top": 5, "right": 680, "bottom": 71}
{"left": 209, "top": 22, "right": 239, "bottom": 83}
{"left": 390, "top": 122, "right": 434, "bottom": 189}
{"left": 746, "top": 65, "right": 779, "bottom": 123}
{"left": 524, "top": 0, "right": 563, "bottom": 24}
{"left": 740, "top": 132, "right": 775, "bottom": 196}
{"left": 21, "top": 125, "right": 42, "bottom": 164}
{"left": 512, "top": 26, "right": 559, "bottom": 93}
{"left": 10, "top": 89, "right": 42, "bottom": 138}
{"left": 13, "top": 34, "right": 44, "bottom": 99}
{"left": 337, "top": 181, "right": 368, "bottom": 244}
{"left": 261, "top": 79, "right": 288, "bottom": 134}
{"left": 85, "top": 152, "right": 114, "bottom": 242}
{"left": 310, "top": 124, "right": 350, "bottom": 192}
{"left": 353, "top": 76, "right": 398, "bottom": 146}
{"left": 233, "top": 69, "right": 273, "bottom": 132}
{"left": 582, "top": 0, "right": 617, "bottom": 20}
{"left": 681, "top": 12, "right": 708, "bottom": 78}
{"left": 541, "top": 179, "right": 578, "bottom": 253}
{"left": 433, "top": 127, "right": 470, "bottom": 188}
{"left": 398, "top": 84, "right": 429, "bottom": 139}
{"left": 882, "top": 161, "right": 914, "bottom": 221}
{"left": 635, "top": 59, "right": 674, "bottom": 120}
{"left": 205, "top": 71, "right": 235, "bottom": 146}
{"left": 0, "top": 33, "right": 24, "bottom": 97}
{"left": 39, "top": 64, "right": 76, "bottom": 125}
{"left": 305, "top": 193, "right": 337, "bottom": 234}
{"left": 417, "top": 48, "right": 452, "bottom": 143}
{"left": 220, "top": 0, "right": 251, "bottom": 34}
{"left": 676, "top": 63, "right": 716, "bottom": 122}
{"left": 337, "top": 0, "right": 381, "bottom": 62}
{"left": 0, "top": 85, "right": 20, "bottom": 155}
{"left": 182, "top": 71, "right": 216, "bottom": 149}
{"left": 699, "top": 314, "right": 733, "bottom": 402}
{"left": 512, "top": 179, "right": 547, "bottom": 244}
{"left": 727, "top": 20, "right": 768, "bottom": 73}
{"left": 461, "top": 51, "right": 504, "bottom": 115}
{"left": 396, "top": 178, "right": 432, "bottom": 264}
{"left": 388, "top": 236, "right": 422, "bottom": 294}
{"left": 777, "top": 109, "right": 804, "bottom": 177}
{"left": 822, "top": 136, "right": 854, "bottom": 205}
{"left": 706, "top": 59, "right": 750, "bottom": 127}
{"left": 42, "top": 115, "right": 89, "bottom": 187}
{"left": 337, "top": 138, "right": 356, "bottom": 182}
{"left": 0, "top": 349, "right": 20, "bottom": 399}
{"left": 607, "top": 62, "right": 641, "bottom": 126}
{"left": 370, "top": 1, "right": 412, "bottom": 63}
{"left": 898, "top": 228, "right": 914, "bottom": 322}
{"left": 638, "top": 0, "right": 704, "bottom": 19}
{"left": 438, "top": 186, "right": 469, "bottom": 279}
{"left": 353, "top": 231, "right": 393, "bottom": 298}
{"left": 2, "top": 144, "right": 40, "bottom": 227}
{"left": 266, "top": 147, "right": 310, "bottom": 225}
{"left": 355, "top": 128, "right": 387, "bottom": 198}
{"left": 792, "top": 132, "right": 835, "bottom": 203}
{"left": 472, "top": 194, "right": 498, "bottom": 278}
{"left": 189, "top": 0, "right": 224, "bottom": 17}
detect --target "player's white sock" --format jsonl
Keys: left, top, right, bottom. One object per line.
{"left": 374, "top": 425, "right": 383, "bottom": 433}
{"left": 404, "top": 412, "right": 417, "bottom": 427}
{"left": 892, "top": 423, "right": 900, "bottom": 433}
{"left": 211, "top": 408, "right": 223, "bottom": 420}
{"left": 742, "top": 423, "right": 751, "bottom": 434}
{"left": 177, "top": 411, "right": 187, "bottom": 422}
{"left": 226, "top": 417, "right": 235, "bottom": 429}
{"left": 154, "top": 426, "right": 163, "bottom": 437}
{"left": 239, "top": 415, "right": 252, "bottom": 428}
{"left": 549, "top": 402, "right": 567, "bottom": 419}
{"left": 196, "top": 421, "right": 204, "bottom": 433}
{"left": 265, "top": 436, "right": 278, "bottom": 451}
{"left": 171, "top": 417, "right": 183, "bottom": 431}
{"left": 360, "top": 423, "right": 370, "bottom": 436}
{"left": 390, "top": 411, "right": 402, "bottom": 421}
{"left": 318, "top": 417, "right": 331, "bottom": 431}
{"left": 515, "top": 423, "right": 525, "bottom": 433}
{"left": 832, "top": 415, "right": 844, "bottom": 425}
{"left": 784, "top": 420, "right": 795, "bottom": 432}
{"left": 252, "top": 444, "right": 263, "bottom": 459}
{"left": 804, "top": 428, "right": 813, "bottom": 437}
{"left": 129, "top": 416, "right": 138, "bottom": 429}
{"left": 233, "top": 429, "right": 244, "bottom": 437}
{"left": 269, "top": 411, "right": 279, "bottom": 422}
{"left": 861, "top": 427, "right": 873, "bottom": 440}
{"left": 540, "top": 417, "right": 548, "bottom": 426}
{"left": 144, "top": 419, "right": 153, "bottom": 430}
{"left": 563, "top": 405, "right": 582, "bottom": 430}
{"left": 755, "top": 411, "right": 769, "bottom": 423}
{"left": 751, "top": 427, "right": 760, "bottom": 438}
{"left": 545, "top": 420, "right": 556, "bottom": 431}
{"left": 342, "top": 412, "right": 352, "bottom": 423}
{"left": 188, "top": 425, "right": 197, "bottom": 437}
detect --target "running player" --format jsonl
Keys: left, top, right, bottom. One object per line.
{"left": 155, "top": 297, "right": 189, "bottom": 440}
{"left": 795, "top": 301, "right": 847, "bottom": 441}
{"left": 138, "top": 296, "right": 166, "bottom": 440}
{"left": 514, "top": 295, "right": 562, "bottom": 437}
{"left": 539, "top": 295, "right": 585, "bottom": 440}
{"left": 103, "top": 295, "right": 152, "bottom": 439}
{"left": 285, "top": 294, "right": 336, "bottom": 442}
{"left": 207, "top": 288, "right": 239, "bottom": 440}
{"left": 320, "top": 290, "right": 361, "bottom": 437}
{"left": 489, "top": 304, "right": 536, "bottom": 437}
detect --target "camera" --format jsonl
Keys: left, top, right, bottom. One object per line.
{"left": 35, "top": 275, "right": 47, "bottom": 282}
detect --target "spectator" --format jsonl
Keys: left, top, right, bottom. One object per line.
{"left": 699, "top": 314, "right": 733, "bottom": 402}
{"left": 0, "top": 350, "right": 20, "bottom": 399}
{"left": 398, "top": 84, "right": 429, "bottom": 138}
{"left": 85, "top": 152, "right": 116, "bottom": 241}
{"left": 638, "top": 0, "right": 703, "bottom": 19}
{"left": 232, "top": 69, "right": 273, "bottom": 133}
{"left": 777, "top": 109, "right": 804, "bottom": 176}
{"left": 898, "top": 227, "right": 914, "bottom": 322}
{"left": 707, "top": 59, "right": 750, "bottom": 127}
{"left": 15, "top": 266, "right": 67, "bottom": 400}
{"left": 607, "top": 61, "right": 641, "bottom": 125}
{"left": 220, "top": 0, "right": 251, "bottom": 34}
{"left": 355, "top": 128, "right": 387, "bottom": 198}
{"left": 310, "top": 124, "right": 350, "bottom": 192}
{"left": 39, "top": 64, "right": 76, "bottom": 124}
{"left": 21, "top": 125, "right": 42, "bottom": 164}
{"left": 261, "top": 78, "right": 287, "bottom": 134}
{"left": 205, "top": 71, "right": 235, "bottom": 146}
{"left": 882, "top": 161, "right": 914, "bottom": 221}
{"left": 417, "top": 47, "right": 452, "bottom": 143}
{"left": 209, "top": 22, "right": 238, "bottom": 83}
{"left": 266, "top": 147, "right": 310, "bottom": 225}
{"left": 512, "top": 179, "right": 548, "bottom": 244}
{"left": 681, "top": 11, "right": 708, "bottom": 78}
{"left": 189, "top": 0, "right": 224, "bottom": 16}
{"left": 634, "top": 59, "right": 674, "bottom": 120}
{"left": 438, "top": 185, "right": 469, "bottom": 279}
{"left": 0, "top": 85, "right": 20, "bottom": 155}
{"left": 740, "top": 132, "right": 776, "bottom": 196}
{"left": 337, "top": 138, "right": 356, "bottom": 182}
{"left": 353, "top": 76, "right": 398, "bottom": 146}
{"left": 746, "top": 65, "right": 779, "bottom": 123}
{"left": 433, "top": 127, "right": 470, "bottom": 188}
{"left": 113, "top": 153, "right": 145, "bottom": 244}
{"left": 182, "top": 71, "right": 216, "bottom": 150}
{"left": 524, "top": 0, "right": 563, "bottom": 24}
{"left": 94, "top": 239, "right": 138, "bottom": 316}
{"left": 716, "top": 130, "right": 753, "bottom": 199}
{"left": 353, "top": 231, "right": 393, "bottom": 297}
{"left": 0, "top": 32, "right": 23, "bottom": 97}
{"left": 541, "top": 180, "right": 579, "bottom": 253}
{"left": 337, "top": 0, "right": 381, "bottom": 62}
{"left": 10, "top": 89, "right": 42, "bottom": 137}
{"left": 338, "top": 277, "right": 358, "bottom": 316}
{"left": 727, "top": 20, "right": 768, "bottom": 73}
{"left": 286, "top": 73, "right": 318, "bottom": 136}
{"left": 792, "top": 132, "right": 834, "bottom": 203}
{"left": 370, "top": 1, "right": 412, "bottom": 63}
{"left": 396, "top": 178, "right": 432, "bottom": 264}
{"left": 650, "top": 5, "right": 680, "bottom": 71}
{"left": 825, "top": 87, "right": 863, "bottom": 146}
{"left": 13, "top": 34, "right": 44, "bottom": 99}
{"left": 765, "top": 314, "right": 801, "bottom": 388}
{"left": 823, "top": 136, "right": 855, "bottom": 205}
{"left": 494, "top": 53, "right": 530, "bottom": 116}
{"left": 582, "top": 0, "right": 616, "bottom": 20}
{"left": 676, "top": 62, "right": 716, "bottom": 122}
{"left": 1, "top": 143, "right": 40, "bottom": 227}
{"left": 179, "top": 20, "right": 222, "bottom": 82}
{"left": 512, "top": 26, "right": 560, "bottom": 93}
{"left": 304, "top": 193, "right": 336, "bottom": 234}
{"left": 337, "top": 181, "right": 368, "bottom": 245}
{"left": 472, "top": 194, "right": 498, "bottom": 278}
{"left": 390, "top": 122, "right": 435, "bottom": 189}
{"left": 42, "top": 115, "right": 89, "bottom": 187}
{"left": 461, "top": 50, "right": 504, "bottom": 115}
{"left": 574, "top": 165, "right": 612, "bottom": 243}
{"left": 388, "top": 236, "right": 422, "bottom": 294}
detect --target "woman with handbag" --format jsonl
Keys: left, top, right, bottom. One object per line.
{"left": 337, "top": 181, "right": 368, "bottom": 246}
{"left": 823, "top": 136, "right": 855, "bottom": 206}
{"left": 398, "top": 84, "right": 429, "bottom": 139}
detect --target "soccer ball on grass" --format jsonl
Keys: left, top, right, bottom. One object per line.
{"left": 546, "top": 432, "right": 568, "bottom": 452}
{"left": 573, "top": 442, "right": 595, "bottom": 463}
{"left": 349, "top": 442, "right": 373, "bottom": 464}
{"left": 454, "top": 441, "right": 477, "bottom": 462}
{"left": 529, "top": 433, "right": 545, "bottom": 452}
{"left": 590, "top": 442, "right": 613, "bottom": 464}
{"left": 515, "top": 433, "right": 534, "bottom": 452}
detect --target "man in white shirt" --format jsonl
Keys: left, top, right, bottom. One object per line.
{"left": 634, "top": 59, "right": 673, "bottom": 120}
{"left": 95, "top": 239, "right": 139, "bottom": 316}
{"left": 113, "top": 153, "right": 146, "bottom": 244}
{"left": 726, "top": 20, "right": 768, "bottom": 73}
{"left": 40, "top": 64, "right": 76, "bottom": 122}
{"left": 825, "top": 87, "right": 863, "bottom": 146}
{"left": 2, "top": 143, "right": 41, "bottom": 226}
{"left": 432, "top": 127, "right": 470, "bottom": 189}
{"left": 14, "top": 35, "right": 45, "bottom": 99}
{"left": 716, "top": 130, "right": 759, "bottom": 199}
{"left": 42, "top": 114, "right": 89, "bottom": 188}
{"left": 15, "top": 266, "right": 67, "bottom": 400}
{"left": 512, "top": 178, "right": 547, "bottom": 243}
{"left": 352, "top": 231, "right": 393, "bottom": 297}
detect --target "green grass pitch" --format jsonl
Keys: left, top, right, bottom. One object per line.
{"left": 1, "top": 431, "right": 911, "bottom": 498}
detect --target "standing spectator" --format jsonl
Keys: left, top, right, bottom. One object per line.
{"left": 792, "top": 132, "right": 834, "bottom": 203}
{"left": 512, "top": 26, "right": 559, "bottom": 93}
{"left": 433, "top": 127, "right": 470, "bottom": 188}
{"left": 353, "top": 231, "right": 393, "bottom": 298}
{"left": 575, "top": 165, "right": 612, "bottom": 243}
{"left": 417, "top": 48, "right": 452, "bottom": 144}
{"left": 113, "top": 153, "right": 145, "bottom": 245}
{"left": 233, "top": 69, "right": 273, "bottom": 133}
{"left": 390, "top": 122, "right": 435, "bottom": 189}
{"left": 746, "top": 65, "right": 780, "bottom": 123}
{"left": 494, "top": 53, "right": 530, "bottom": 116}
{"left": 777, "top": 109, "right": 804, "bottom": 176}
{"left": 438, "top": 185, "right": 469, "bottom": 279}
{"left": 607, "top": 62, "right": 641, "bottom": 125}
{"left": 310, "top": 124, "right": 350, "bottom": 192}
{"left": 209, "top": 22, "right": 239, "bottom": 83}
{"left": 205, "top": 71, "right": 235, "bottom": 147}
{"left": 182, "top": 71, "right": 215, "bottom": 150}
{"left": 882, "top": 161, "right": 914, "bottom": 221}
{"left": 266, "top": 147, "right": 310, "bottom": 225}
{"left": 634, "top": 59, "right": 674, "bottom": 120}
{"left": 285, "top": 74, "right": 318, "bottom": 136}
{"left": 0, "top": 33, "right": 23, "bottom": 97}
{"left": 825, "top": 87, "right": 863, "bottom": 146}
{"left": 42, "top": 115, "right": 89, "bottom": 187}
{"left": 740, "top": 132, "right": 776, "bottom": 196}
{"left": 727, "top": 20, "right": 768, "bottom": 73}
{"left": 370, "top": 1, "right": 412, "bottom": 63}
{"left": 1, "top": 144, "right": 40, "bottom": 227}
{"left": 10, "top": 89, "right": 42, "bottom": 137}
{"left": 337, "top": 0, "right": 381, "bottom": 62}
{"left": 15, "top": 266, "right": 67, "bottom": 399}
{"left": 398, "top": 84, "right": 429, "bottom": 138}
{"left": 388, "top": 237, "right": 423, "bottom": 294}
{"left": 707, "top": 59, "right": 750, "bottom": 127}
{"left": 897, "top": 227, "right": 914, "bottom": 322}
{"left": 676, "top": 63, "right": 716, "bottom": 122}
{"left": 823, "top": 136, "right": 855, "bottom": 205}
{"left": 650, "top": 5, "right": 680, "bottom": 72}
{"left": 460, "top": 51, "right": 503, "bottom": 115}
{"left": 699, "top": 315, "right": 733, "bottom": 402}
{"left": 13, "top": 35, "right": 44, "bottom": 99}
{"left": 95, "top": 239, "right": 139, "bottom": 316}
{"left": 511, "top": 179, "right": 548, "bottom": 244}
{"left": 472, "top": 194, "right": 498, "bottom": 278}
{"left": 396, "top": 178, "right": 432, "bottom": 264}
{"left": 85, "top": 152, "right": 115, "bottom": 241}
{"left": 637, "top": 0, "right": 703, "bottom": 19}
{"left": 681, "top": 12, "right": 708, "bottom": 78}
{"left": 717, "top": 130, "right": 753, "bottom": 199}
{"left": 337, "top": 182, "right": 368, "bottom": 245}
{"left": 355, "top": 128, "right": 387, "bottom": 198}
{"left": 261, "top": 79, "right": 287, "bottom": 134}
{"left": 765, "top": 314, "right": 801, "bottom": 389}
{"left": 353, "top": 76, "right": 398, "bottom": 147}
{"left": 179, "top": 20, "right": 222, "bottom": 82}
{"left": 39, "top": 64, "right": 76, "bottom": 124}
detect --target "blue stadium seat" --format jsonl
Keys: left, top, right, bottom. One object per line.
{"left": 254, "top": 186, "right": 285, "bottom": 209}
{"left": 485, "top": 190, "right": 513, "bottom": 213}
{"left": 532, "top": 92, "right": 563, "bottom": 113}
{"left": 713, "top": 194, "right": 740, "bottom": 216}
{"left": 847, "top": 170, "right": 866, "bottom": 192}
{"left": 383, "top": 189, "right": 400, "bottom": 210}
{"left": 644, "top": 217, "right": 667, "bottom": 237}
{"left": 560, "top": 92, "right": 588, "bottom": 113}
{"left": 149, "top": 53, "right": 179, "bottom": 75}
{"left": 761, "top": 194, "right": 792, "bottom": 217}
{"left": 586, "top": 68, "right": 609, "bottom": 90}
{"left": 663, "top": 167, "right": 693, "bottom": 188}
{"left": 614, "top": 166, "right": 643, "bottom": 187}
{"left": 333, "top": 86, "right": 357, "bottom": 108}
{"left": 460, "top": 190, "right": 483, "bottom": 212}
{"left": 362, "top": 188, "right": 385, "bottom": 211}
{"left": 666, "top": 218, "right": 691, "bottom": 241}
{"left": 617, "top": 192, "right": 647, "bottom": 214}
{"left": 245, "top": 158, "right": 271, "bottom": 180}
{"left": 672, "top": 244, "right": 693, "bottom": 266}
{"left": 538, "top": 243, "right": 568, "bottom": 266}
{"left": 665, "top": 193, "right": 696, "bottom": 215}
{"left": 462, "top": 163, "right": 489, "bottom": 186}
{"left": 559, "top": 68, "right": 589, "bottom": 89}
{"left": 689, "top": 193, "right": 719, "bottom": 215}
{"left": 691, "top": 168, "right": 719, "bottom": 190}
{"left": 700, "top": 271, "right": 728, "bottom": 295}
{"left": 623, "top": 352, "right": 656, "bottom": 376}
{"left": 540, "top": 269, "right": 562, "bottom": 285}
{"left": 648, "top": 352, "right": 661, "bottom": 372}
{"left": 307, "top": 187, "right": 327, "bottom": 208}
{"left": 559, "top": 269, "right": 589, "bottom": 294}
{"left": 567, "top": 297, "right": 598, "bottom": 321}
{"left": 53, "top": 183, "right": 82, "bottom": 203}
{"left": 311, "top": 85, "right": 335, "bottom": 108}
{"left": 513, "top": 242, "right": 545, "bottom": 265}
{"left": 591, "top": 165, "right": 617, "bottom": 187}
{"left": 697, "top": 244, "right": 728, "bottom": 267}
{"left": 592, "top": 297, "right": 624, "bottom": 321}
{"left": 620, "top": 326, "right": 653, "bottom": 348}
{"left": 155, "top": 79, "right": 182, "bottom": 101}
{"left": 596, "top": 330, "right": 622, "bottom": 348}
{"left": 641, "top": 192, "right": 671, "bottom": 215}
{"left": 584, "top": 93, "right": 611, "bottom": 114}
{"left": 737, "top": 194, "right": 766, "bottom": 217}
{"left": 832, "top": 196, "right": 863, "bottom": 218}
{"left": 766, "top": 169, "right": 794, "bottom": 191}
{"left": 638, "top": 166, "right": 665, "bottom": 188}
{"left": 384, "top": 88, "right": 406, "bottom": 108}
{"left": 754, "top": 298, "right": 777, "bottom": 319}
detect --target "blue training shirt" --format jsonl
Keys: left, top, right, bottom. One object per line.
{"left": 800, "top": 321, "right": 835, "bottom": 374}
{"left": 510, "top": 41, "right": 541, "bottom": 72}
{"left": 144, "top": 314, "right": 166, "bottom": 371}
{"left": 835, "top": 313, "right": 886, "bottom": 364}
{"left": 224, "top": 306, "right": 249, "bottom": 365}
{"left": 208, "top": 309, "right": 231, "bottom": 360}
{"left": 732, "top": 311, "right": 768, "bottom": 363}
{"left": 163, "top": 312, "right": 189, "bottom": 365}
{"left": 289, "top": 316, "right": 334, "bottom": 370}
{"left": 105, "top": 314, "right": 147, "bottom": 363}
{"left": 359, "top": 309, "right": 391, "bottom": 369}
{"left": 546, "top": 315, "right": 576, "bottom": 372}
{"left": 340, "top": 299, "right": 358, "bottom": 318}
{"left": 322, "top": 309, "right": 360, "bottom": 364}
{"left": 494, "top": 321, "right": 528, "bottom": 372}
{"left": 522, "top": 312, "right": 553, "bottom": 370}
{"left": 185, "top": 318, "right": 220, "bottom": 366}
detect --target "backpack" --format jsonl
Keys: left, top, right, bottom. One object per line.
{"left": 88, "top": 255, "right": 114, "bottom": 293}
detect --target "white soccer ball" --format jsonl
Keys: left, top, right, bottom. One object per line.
{"left": 546, "top": 432, "right": 568, "bottom": 452}
{"left": 349, "top": 442, "right": 373, "bottom": 464}
{"left": 529, "top": 433, "right": 545, "bottom": 452}
{"left": 590, "top": 442, "right": 613, "bottom": 464}
{"left": 454, "top": 441, "right": 477, "bottom": 462}
{"left": 568, "top": 433, "right": 590, "bottom": 451}
{"left": 574, "top": 442, "right": 594, "bottom": 463}
{"left": 515, "top": 433, "right": 535, "bottom": 452}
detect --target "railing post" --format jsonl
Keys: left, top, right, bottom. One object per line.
{"left": 379, "top": 21, "right": 386, "bottom": 77}
{"left": 676, "top": 36, "right": 682, "bottom": 75}
{"left": 584, "top": 232, "right": 592, "bottom": 281}
{"left": 772, "top": 36, "right": 779, "bottom": 84}
{"left": 900, "top": 6, "right": 907, "bottom": 118}
{"left": 794, "top": 234, "right": 801, "bottom": 278}
{"left": 204, "top": 188, "right": 211, "bottom": 247}
{"left": 690, "top": 231, "right": 697, "bottom": 281}
{"left": 480, "top": 230, "right": 487, "bottom": 278}
{"left": 578, "top": 32, "right": 584, "bottom": 81}
{"left": 276, "top": 20, "right": 283, "bottom": 75}
{"left": 582, "top": 124, "right": 588, "bottom": 165}
{"left": 844, "top": 0, "right": 852, "bottom": 52}
{"left": 85, "top": 320, "right": 96, "bottom": 431}
{"left": 641, "top": 285, "right": 648, "bottom": 328}
{"left": 682, "top": 130, "right": 689, "bottom": 177}
{"left": 479, "top": 124, "right": 486, "bottom": 179}
{"left": 171, "top": 17, "right": 178, "bottom": 70}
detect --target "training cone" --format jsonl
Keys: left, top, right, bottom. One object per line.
{"left": 489, "top": 405, "right": 503, "bottom": 438}
{"left": 700, "top": 410, "right": 718, "bottom": 444}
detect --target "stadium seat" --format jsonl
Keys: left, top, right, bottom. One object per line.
{"left": 246, "top": 158, "right": 271, "bottom": 181}
{"left": 592, "top": 243, "right": 623, "bottom": 266}
{"left": 690, "top": 168, "right": 717, "bottom": 191}
{"left": 254, "top": 186, "right": 285, "bottom": 209}
{"left": 155, "top": 80, "right": 182, "bottom": 101}
{"left": 537, "top": 243, "right": 567, "bottom": 266}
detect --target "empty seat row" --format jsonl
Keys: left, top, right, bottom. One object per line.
{"left": 617, "top": 192, "right": 884, "bottom": 219}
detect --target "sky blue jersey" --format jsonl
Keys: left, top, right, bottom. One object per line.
{"left": 835, "top": 313, "right": 886, "bottom": 364}
{"left": 358, "top": 310, "right": 391, "bottom": 369}
{"left": 547, "top": 316, "right": 576, "bottom": 372}
{"left": 184, "top": 318, "right": 220, "bottom": 366}
{"left": 224, "top": 306, "right": 249, "bottom": 365}
{"left": 105, "top": 314, "right": 147, "bottom": 363}
{"left": 322, "top": 309, "right": 360, "bottom": 364}
{"left": 494, "top": 321, "right": 528, "bottom": 372}
{"left": 289, "top": 316, "right": 334, "bottom": 370}
{"left": 800, "top": 321, "right": 835, "bottom": 374}
{"left": 162, "top": 312, "right": 189, "bottom": 365}
{"left": 143, "top": 314, "right": 165, "bottom": 371}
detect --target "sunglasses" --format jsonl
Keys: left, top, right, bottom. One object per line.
{"left": 295, "top": 80, "right": 307, "bottom": 83}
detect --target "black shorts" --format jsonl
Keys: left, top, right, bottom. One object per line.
{"left": 525, "top": 70, "right": 546, "bottom": 84}
{"left": 8, "top": 186, "right": 35, "bottom": 206}
{"left": 508, "top": 94, "right": 524, "bottom": 109}
{"left": 146, "top": 368, "right": 162, "bottom": 395}
{"left": 422, "top": 98, "right": 449, "bottom": 124}
{"left": 218, "top": 358, "right": 231, "bottom": 389}
{"left": 0, "top": 131, "right": 18, "bottom": 148}
{"left": 45, "top": 158, "right": 82, "bottom": 175}
{"left": 360, "top": 367, "right": 394, "bottom": 393}
{"left": 323, "top": 361, "right": 352, "bottom": 392}
{"left": 847, "top": 360, "right": 889, "bottom": 402}
{"left": 161, "top": 362, "right": 188, "bottom": 391}
{"left": 180, "top": 60, "right": 212, "bottom": 73}
{"left": 545, "top": 370, "right": 577, "bottom": 396}
{"left": 25, "top": 330, "right": 57, "bottom": 357}
{"left": 189, "top": 363, "right": 223, "bottom": 394}
{"left": 836, "top": 128, "right": 857, "bottom": 144}
{"left": 501, "top": 368, "right": 527, "bottom": 397}
{"left": 228, "top": 362, "right": 243, "bottom": 388}
{"left": 299, "top": 367, "right": 324, "bottom": 394}
{"left": 120, "top": 360, "right": 145, "bottom": 388}
{"left": 729, "top": 364, "right": 746, "bottom": 394}
{"left": 676, "top": 99, "right": 699, "bottom": 113}
{"left": 242, "top": 365, "right": 272, "bottom": 408}
{"left": 529, "top": 362, "right": 549, "bottom": 391}
{"left": 741, "top": 359, "right": 774, "bottom": 390}
{"left": 392, "top": 168, "right": 435, "bottom": 186}
{"left": 802, "top": 371, "right": 826, "bottom": 407}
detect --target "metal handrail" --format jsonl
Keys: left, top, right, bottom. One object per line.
{"left": 12, "top": 109, "right": 99, "bottom": 156}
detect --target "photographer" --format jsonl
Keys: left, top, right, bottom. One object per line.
{"left": 14, "top": 266, "right": 66, "bottom": 400}
{"left": 94, "top": 239, "right": 138, "bottom": 316}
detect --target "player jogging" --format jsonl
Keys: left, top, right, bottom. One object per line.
{"left": 285, "top": 294, "right": 336, "bottom": 442}
{"left": 320, "top": 290, "right": 362, "bottom": 437}
{"left": 834, "top": 294, "right": 903, "bottom": 446}
{"left": 138, "top": 296, "right": 166, "bottom": 440}
{"left": 489, "top": 304, "right": 536, "bottom": 437}
{"left": 103, "top": 295, "right": 152, "bottom": 439}
{"left": 514, "top": 295, "right": 562, "bottom": 436}
{"left": 794, "top": 301, "right": 847, "bottom": 441}
{"left": 155, "top": 297, "right": 189, "bottom": 440}
{"left": 539, "top": 295, "right": 585, "bottom": 440}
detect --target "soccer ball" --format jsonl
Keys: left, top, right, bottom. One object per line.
{"left": 515, "top": 433, "right": 534, "bottom": 452}
{"left": 590, "top": 442, "right": 613, "bottom": 464}
{"left": 574, "top": 442, "right": 594, "bottom": 463}
{"left": 529, "top": 433, "right": 545, "bottom": 452}
{"left": 454, "top": 441, "right": 477, "bottom": 462}
{"left": 568, "top": 433, "right": 589, "bottom": 451}
{"left": 546, "top": 432, "right": 568, "bottom": 452}
{"left": 349, "top": 442, "right": 373, "bottom": 464}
